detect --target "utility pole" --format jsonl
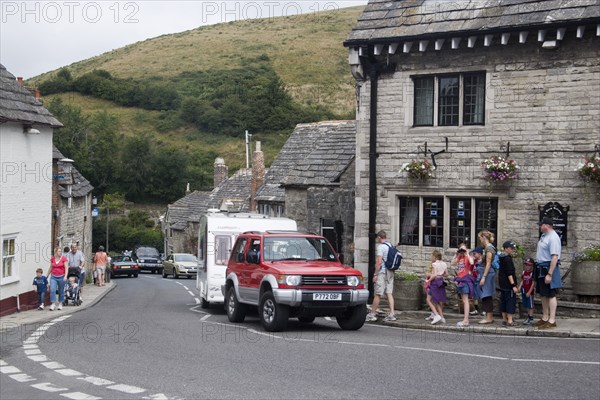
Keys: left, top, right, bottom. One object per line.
{"left": 245, "top": 130, "right": 252, "bottom": 169}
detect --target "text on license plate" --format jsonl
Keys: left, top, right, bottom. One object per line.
{"left": 313, "top": 293, "right": 342, "bottom": 301}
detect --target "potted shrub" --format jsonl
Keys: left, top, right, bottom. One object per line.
{"left": 393, "top": 271, "right": 423, "bottom": 311}
{"left": 570, "top": 245, "right": 600, "bottom": 296}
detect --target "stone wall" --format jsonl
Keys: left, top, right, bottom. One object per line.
{"left": 354, "top": 34, "right": 600, "bottom": 279}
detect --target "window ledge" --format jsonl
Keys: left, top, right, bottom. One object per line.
{"left": 0, "top": 277, "right": 20, "bottom": 286}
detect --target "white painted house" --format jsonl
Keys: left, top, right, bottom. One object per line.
{"left": 0, "top": 64, "right": 63, "bottom": 316}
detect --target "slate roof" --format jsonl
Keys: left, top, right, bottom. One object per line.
{"left": 345, "top": 0, "right": 600, "bottom": 45}
{"left": 0, "top": 64, "right": 62, "bottom": 127}
{"left": 281, "top": 121, "right": 356, "bottom": 187}
{"left": 255, "top": 122, "right": 336, "bottom": 203}
{"left": 167, "top": 169, "right": 253, "bottom": 231}
{"left": 52, "top": 146, "right": 94, "bottom": 198}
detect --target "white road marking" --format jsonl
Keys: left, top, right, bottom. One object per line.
{"left": 0, "top": 365, "right": 22, "bottom": 374}
{"left": 55, "top": 368, "right": 84, "bottom": 376}
{"left": 107, "top": 383, "right": 146, "bottom": 394}
{"left": 22, "top": 344, "right": 39, "bottom": 349}
{"left": 42, "top": 361, "right": 66, "bottom": 369}
{"left": 78, "top": 376, "right": 115, "bottom": 386}
{"left": 31, "top": 382, "right": 68, "bottom": 392}
{"left": 187, "top": 291, "right": 194, "bottom": 296}
{"left": 194, "top": 298, "right": 200, "bottom": 304}
{"left": 144, "top": 393, "right": 169, "bottom": 400}
{"left": 9, "top": 373, "right": 36, "bottom": 382}
{"left": 188, "top": 305, "right": 210, "bottom": 315}
{"left": 28, "top": 355, "right": 48, "bottom": 362}
{"left": 338, "top": 341, "right": 390, "bottom": 348}
{"left": 60, "top": 391, "right": 102, "bottom": 399}
{"left": 247, "top": 329, "right": 282, "bottom": 339}
{"left": 175, "top": 282, "right": 183, "bottom": 286}
{"left": 512, "top": 358, "right": 600, "bottom": 365}
{"left": 24, "top": 349, "right": 42, "bottom": 355}
{"left": 0, "top": 359, "right": 7, "bottom": 366}
{"left": 394, "top": 345, "right": 509, "bottom": 361}
{"left": 200, "top": 314, "right": 211, "bottom": 321}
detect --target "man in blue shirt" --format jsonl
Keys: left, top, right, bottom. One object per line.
{"left": 534, "top": 217, "right": 562, "bottom": 329}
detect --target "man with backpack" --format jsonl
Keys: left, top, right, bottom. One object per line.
{"left": 366, "top": 230, "right": 400, "bottom": 322}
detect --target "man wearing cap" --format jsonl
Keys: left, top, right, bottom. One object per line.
{"left": 535, "top": 216, "right": 562, "bottom": 329}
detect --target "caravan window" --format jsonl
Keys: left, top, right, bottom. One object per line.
{"left": 215, "top": 236, "right": 231, "bottom": 265}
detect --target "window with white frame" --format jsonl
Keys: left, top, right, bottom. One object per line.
{"left": 399, "top": 196, "right": 497, "bottom": 248}
{"left": 2, "top": 237, "right": 18, "bottom": 284}
{"left": 413, "top": 71, "right": 486, "bottom": 127}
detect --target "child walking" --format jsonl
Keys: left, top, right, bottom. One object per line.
{"left": 519, "top": 257, "right": 536, "bottom": 325}
{"left": 32, "top": 268, "right": 48, "bottom": 310}
{"left": 426, "top": 250, "right": 448, "bottom": 325}
{"left": 470, "top": 247, "right": 484, "bottom": 316}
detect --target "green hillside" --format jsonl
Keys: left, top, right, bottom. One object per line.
{"left": 32, "top": 6, "right": 364, "bottom": 204}
{"left": 33, "top": 6, "right": 363, "bottom": 114}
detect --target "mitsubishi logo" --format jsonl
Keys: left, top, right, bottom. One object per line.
{"left": 322, "top": 277, "right": 328, "bottom": 284}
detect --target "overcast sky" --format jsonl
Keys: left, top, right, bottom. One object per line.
{"left": 1, "top": 0, "right": 368, "bottom": 79}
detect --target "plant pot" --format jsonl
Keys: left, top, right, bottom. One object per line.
{"left": 393, "top": 279, "right": 423, "bottom": 311}
{"left": 571, "top": 261, "right": 600, "bottom": 296}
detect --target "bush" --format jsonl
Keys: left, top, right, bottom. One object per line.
{"left": 394, "top": 271, "right": 421, "bottom": 281}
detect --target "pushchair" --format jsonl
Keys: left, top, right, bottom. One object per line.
{"left": 64, "top": 267, "right": 82, "bottom": 306}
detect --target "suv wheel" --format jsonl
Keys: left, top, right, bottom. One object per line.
{"left": 226, "top": 286, "right": 247, "bottom": 322}
{"left": 259, "top": 291, "right": 289, "bottom": 332}
{"left": 336, "top": 304, "right": 367, "bottom": 330}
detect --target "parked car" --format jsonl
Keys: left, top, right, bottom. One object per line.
{"left": 162, "top": 253, "right": 198, "bottom": 279}
{"left": 109, "top": 255, "right": 139, "bottom": 278}
{"left": 132, "top": 246, "right": 163, "bottom": 274}
{"left": 223, "top": 231, "right": 368, "bottom": 332}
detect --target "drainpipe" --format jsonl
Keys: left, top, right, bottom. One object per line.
{"left": 367, "top": 67, "right": 379, "bottom": 301}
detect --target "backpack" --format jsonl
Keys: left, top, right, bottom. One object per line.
{"left": 383, "top": 242, "right": 402, "bottom": 271}
{"left": 491, "top": 248, "right": 500, "bottom": 270}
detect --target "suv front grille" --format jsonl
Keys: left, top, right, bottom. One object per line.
{"left": 302, "top": 276, "right": 347, "bottom": 286}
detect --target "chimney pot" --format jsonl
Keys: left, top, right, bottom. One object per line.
{"left": 249, "top": 141, "right": 265, "bottom": 212}
{"left": 214, "top": 158, "right": 228, "bottom": 188}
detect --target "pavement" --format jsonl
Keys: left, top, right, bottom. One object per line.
{"left": 0, "top": 281, "right": 117, "bottom": 332}
{"left": 1, "top": 282, "right": 598, "bottom": 338}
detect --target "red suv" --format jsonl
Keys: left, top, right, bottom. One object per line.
{"left": 223, "top": 231, "right": 368, "bottom": 331}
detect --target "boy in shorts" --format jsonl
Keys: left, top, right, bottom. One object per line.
{"left": 519, "top": 257, "right": 536, "bottom": 325}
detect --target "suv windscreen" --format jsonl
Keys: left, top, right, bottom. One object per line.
{"left": 263, "top": 237, "right": 337, "bottom": 262}
{"left": 136, "top": 248, "right": 159, "bottom": 258}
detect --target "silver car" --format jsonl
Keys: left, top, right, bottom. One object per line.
{"left": 162, "top": 253, "right": 198, "bottom": 279}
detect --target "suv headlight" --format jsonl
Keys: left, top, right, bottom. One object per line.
{"left": 278, "top": 275, "right": 302, "bottom": 286}
{"left": 347, "top": 276, "right": 361, "bottom": 287}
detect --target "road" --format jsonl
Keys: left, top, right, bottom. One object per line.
{"left": 1, "top": 274, "right": 599, "bottom": 399}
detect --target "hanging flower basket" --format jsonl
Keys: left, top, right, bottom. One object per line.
{"left": 576, "top": 155, "right": 600, "bottom": 184}
{"left": 481, "top": 156, "right": 519, "bottom": 182}
{"left": 401, "top": 160, "right": 435, "bottom": 180}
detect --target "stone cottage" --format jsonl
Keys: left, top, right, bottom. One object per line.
{"left": 52, "top": 146, "right": 94, "bottom": 267}
{"left": 0, "top": 64, "right": 63, "bottom": 315}
{"left": 280, "top": 121, "right": 357, "bottom": 265}
{"left": 344, "top": 1, "right": 600, "bottom": 285}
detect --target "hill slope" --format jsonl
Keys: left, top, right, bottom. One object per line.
{"left": 32, "top": 6, "right": 363, "bottom": 115}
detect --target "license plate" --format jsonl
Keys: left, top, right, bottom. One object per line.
{"left": 121, "top": 266, "right": 130, "bottom": 269}
{"left": 313, "top": 293, "right": 342, "bottom": 301}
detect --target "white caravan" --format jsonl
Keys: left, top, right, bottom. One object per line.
{"left": 196, "top": 210, "right": 297, "bottom": 307}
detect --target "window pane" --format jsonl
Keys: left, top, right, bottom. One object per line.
{"left": 414, "top": 77, "right": 434, "bottom": 126}
{"left": 450, "top": 199, "right": 472, "bottom": 248}
{"left": 475, "top": 199, "right": 498, "bottom": 242}
{"left": 399, "top": 197, "right": 419, "bottom": 245}
{"left": 464, "top": 73, "right": 485, "bottom": 125}
{"left": 215, "top": 236, "right": 231, "bottom": 265}
{"left": 438, "top": 76, "right": 459, "bottom": 126}
{"left": 423, "top": 197, "right": 444, "bottom": 247}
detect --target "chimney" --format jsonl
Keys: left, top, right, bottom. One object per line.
{"left": 249, "top": 141, "right": 265, "bottom": 212}
{"left": 17, "top": 77, "right": 24, "bottom": 85}
{"left": 35, "top": 88, "right": 41, "bottom": 100}
{"left": 214, "top": 158, "right": 228, "bottom": 188}
{"left": 185, "top": 182, "right": 191, "bottom": 195}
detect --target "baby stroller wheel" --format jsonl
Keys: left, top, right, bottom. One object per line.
{"left": 63, "top": 300, "right": 68, "bottom": 306}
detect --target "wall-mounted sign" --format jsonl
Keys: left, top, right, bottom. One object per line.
{"left": 539, "top": 202, "right": 569, "bottom": 245}
{"left": 458, "top": 201, "right": 464, "bottom": 209}
{"left": 457, "top": 210, "right": 465, "bottom": 217}
{"left": 431, "top": 210, "right": 437, "bottom": 216}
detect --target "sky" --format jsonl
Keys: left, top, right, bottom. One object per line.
{"left": 1, "top": 0, "right": 368, "bottom": 79}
